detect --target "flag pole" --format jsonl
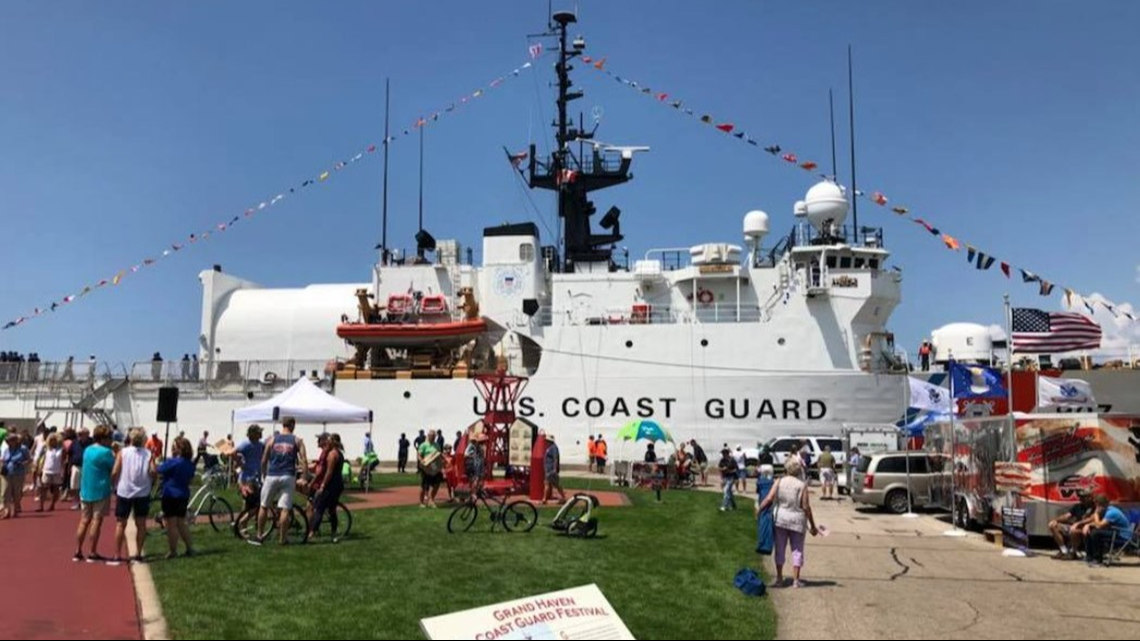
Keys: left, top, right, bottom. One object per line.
{"left": 943, "top": 359, "right": 966, "bottom": 537}
{"left": 902, "top": 370, "right": 917, "bottom": 518}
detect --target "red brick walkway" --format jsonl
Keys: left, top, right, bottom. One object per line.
{"left": 0, "top": 496, "right": 141, "bottom": 640}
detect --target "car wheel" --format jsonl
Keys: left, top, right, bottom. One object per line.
{"left": 886, "top": 489, "right": 910, "bottom": 515}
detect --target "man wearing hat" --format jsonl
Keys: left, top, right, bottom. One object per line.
{"left": 542, "top": 433, "right": 566, "bottom": 505}
{"left": 233, "top": 425, "right": 265, "bottom": 531}
{"left": 463, "top": 431, "right": 488, "bottom": 496}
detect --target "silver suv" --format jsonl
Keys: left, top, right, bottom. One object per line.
{"left": 851, "top": 452, "right": 948, "bottom": 514}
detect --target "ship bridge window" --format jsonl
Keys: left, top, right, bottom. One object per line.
{"left": 853, "top": 257, "right": 865, "bottom": 269}
{"left": 839, "top": 256, "right": 852, "bottom": 269}
{"left": 519, "top": 243, "right": 535, "bottom": 262}
{"left": 869, "top": 258, "right": 879, "bottom": 270}
{"left": 826, "top": 256, "right": 837, "bottom": 269}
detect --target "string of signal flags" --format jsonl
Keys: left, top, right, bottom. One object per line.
{"left": 577, "top": 55, "right": 1136, "bottom": 325}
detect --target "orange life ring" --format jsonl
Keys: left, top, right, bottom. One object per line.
{"left": 697, "top": 288, "right": 715, "bottom": 306}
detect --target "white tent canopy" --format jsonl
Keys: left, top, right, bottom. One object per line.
{"left": 233, "top": 377, "right": 372, "bottom": 425}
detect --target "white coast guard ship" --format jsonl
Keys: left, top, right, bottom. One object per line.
{"left": 22, "top": 11, "right": 1137, "bottom": 462}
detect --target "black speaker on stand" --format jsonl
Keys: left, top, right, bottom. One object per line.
{"left": 157, "top": 387, "right": 179, "bottom": 459}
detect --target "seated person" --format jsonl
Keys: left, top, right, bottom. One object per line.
{"left": 1083, "top": 495, "right": 1135, "bottom": 567}
{"left": 1049, "top": 492, "right": 1095, "bottom": 560}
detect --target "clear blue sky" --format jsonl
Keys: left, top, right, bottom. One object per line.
{"left": 2, "top": 0, "right": 1138, "bottom": 364}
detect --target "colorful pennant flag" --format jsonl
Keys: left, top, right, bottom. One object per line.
{"left": 942, "top": 235, "right": 961, "bottom": 251}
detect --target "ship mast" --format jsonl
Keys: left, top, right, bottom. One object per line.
{"left": 528, "top": 10, "right": 636, "bottom": 272}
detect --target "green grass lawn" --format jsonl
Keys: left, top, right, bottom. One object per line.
{"left": 146, "top": 475, "right": 776, "bottom": 640}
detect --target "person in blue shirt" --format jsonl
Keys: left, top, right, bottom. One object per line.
{"left": 1084, "top": 495, "right": 1136, "bottom": 566}
{"left": 1, "top": 432, "right": 32, "bottom": 519}
{"left": 74, "top": 426, "right": 116, "bottom": 562}
{"left": 233, "top": 425, "right": 266, "bottom": 532}
{"left": 158, "top": 437, "right": 197, "bottom": 558}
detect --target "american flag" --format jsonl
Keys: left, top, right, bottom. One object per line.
{"left": 1011, "top": 308, "right": 1102, "bottom": 354}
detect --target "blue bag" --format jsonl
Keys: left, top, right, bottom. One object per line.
{"left": 734, "top": 568, "right": 767, "bottom": 597}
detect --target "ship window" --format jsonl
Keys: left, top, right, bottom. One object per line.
{"left": 869, "top": 259, "right": 879, "bottom": 270}
{"left": 519, "top": 243, "right": 535, "bottom": 262}
{"left": 826, "top": 256, "right": 837, "bottom": 269}
{"left": 839, "top": 257, "right": 852, "bottom": 269}
{"left": 403, "top": 391, "right": 412, "bottom": 399}
{"left": 625, "top": 340, "right": 634, "bottom": 349}
{"left": 853, "top": 258, "right": 865, "bottom": 269}
{"left": 700, "top": 339, "right": 709, "bottom": 347}
{"left": 778, "top": 338, "right": 786, "bottom": 346}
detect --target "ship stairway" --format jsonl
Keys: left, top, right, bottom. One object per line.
{"left": 33, "top": 377, "right": 130, "bottom": 429}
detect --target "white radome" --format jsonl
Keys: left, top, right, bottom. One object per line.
{"left": 743, "top": 210, "right": 771, "bottom": 241}
{"left": 803, "top": 180, "right": 849, "bottom": 232}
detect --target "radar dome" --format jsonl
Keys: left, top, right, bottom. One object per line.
{"left": 743, "top": 210, "right": 770, "bottom": 241}
{"left": 803, "top": 181, "right": 848, "bottom": 232}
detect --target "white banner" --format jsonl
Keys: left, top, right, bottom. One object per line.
{"left": 420, "top": 584, "right": 635, "bottom": 640}
{"left": 1037, "top": 376, "right": 1097, "bottom": 411}
{"left": 909, "top": 377, "right": 952, "bottom": 413}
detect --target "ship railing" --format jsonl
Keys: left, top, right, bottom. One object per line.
{"left": 127, "top": 359, "right": 336, "bottom": 397}
{"left": 541, "top": 303, "right": 765, "bottom": 327}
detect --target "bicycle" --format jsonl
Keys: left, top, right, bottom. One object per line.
{"left": 305, "top": 491, "right": 353, "bottom": 540}
{"left": 447, "top": 488, "right": 538, "bottom": 534}
{"left": 233, "top": 501, "right": 310, "bottom": 545}
{"left": 155, "top": 467, "right": 234, "bottom": 533}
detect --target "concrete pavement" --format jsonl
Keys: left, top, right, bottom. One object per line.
{"left": 768, "top": 494, "right": 1140, "bottom": 640}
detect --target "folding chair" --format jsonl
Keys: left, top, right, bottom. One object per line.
{"left": 1104, "top": 510, "right": 1140, "bottom": 567}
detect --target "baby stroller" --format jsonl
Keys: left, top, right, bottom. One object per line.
{"left": 550, "top": 494, "right": 600, "bottom": 538}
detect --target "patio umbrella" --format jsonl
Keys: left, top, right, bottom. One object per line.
{"left": 617, "top": 419, "right": 674, "bottom": 444}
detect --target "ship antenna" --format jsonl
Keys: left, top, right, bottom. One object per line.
{"left": 377, "top": 77, "right": 392, "bottom": 262}
{"left": 418, "top": 123, "right": 424, "bottom": 239}
{"left": 829, "top": 88, "right": 838, "bottom": 181}
{"left": 847, "top": 46, "right": 859, "bottom": 243}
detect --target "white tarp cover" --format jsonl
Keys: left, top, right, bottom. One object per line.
{"left": 233, "top": 377, "right": 372, "bottom": 424}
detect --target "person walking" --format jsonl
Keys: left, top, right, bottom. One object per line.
{"left": 74, "top": 426, "right": 116, "bottom": 562}
{"left": 397, "top": 433, "right": 411, "bottom": 474}
{"left": 307, "top": 433, "right": 346, "bottom": 543}
{"left": 111, "top": 429, "right": 157, "bottom": 565}
{"left": 758, "top": 458, "right": 819, "bottom": 588}
{"left": 157, "top": 438, "right": 196, "bottom": 558}
{"left": 718, "top": 448, "right": 739, "bottom": 512}
{"left": 542, "top": 434, "right": 566, "bottom": 505}
{"left": 754, "top": 464, "right": 776, "bottom": 557}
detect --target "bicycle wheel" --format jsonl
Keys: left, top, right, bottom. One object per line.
{"left": 285, "top": 506, "right": 310, "bottom": 544}
{"left": 448, "top": 503, "right": 479, "bottom": 534}
{"left": 311, "top": 502, "right": 354, "bottom": 539}
{"left": 207, "top": 496, "right": 235, "bottom": 533}
{"left": 233, "top": 507, "right": 260, "bottom": 540}
{"left": 502, "top": 501, "right": 539, "bottom": 533}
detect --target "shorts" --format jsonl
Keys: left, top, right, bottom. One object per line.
{"left": 81, "top": 498, "right": 110, "bottom": 519}
{"left": 241, "top": 481, "right": 263, "bottom": 511}
{"left": 421, "top": 472, "right": 442, "bottom": 491}
{"left": 70, "top": 467, "right": 82, "bottom": 492}
{"left": 261, "top": 475, "right": 296, "bottom": 510}
{"left": 2, "top": 472, "right": 25, "bottom": 504}
{"left": 161, "top": 496, "right": 189, "bottom": 519}
{"left": 737, "top": 469, "right": 747, "bottom": 480}
{"left": 821, "top": 469, "right": 837, "bottom": 485}
{"left": 116, "top": 495, "right": 152, "bottom": 520}
{"left": 41, "top": 473, "right": 63, "bottom": 489}
{"left": 546, "top": 473, "right": 561, "bottom": 486}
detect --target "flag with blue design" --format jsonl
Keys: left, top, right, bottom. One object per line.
{"left": 909, "top": 377, "right": 952, "bottom": 413}
{"left": 949, "top": 362, "right": 1007, "bottom": 399}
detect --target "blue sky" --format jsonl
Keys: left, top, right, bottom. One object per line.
{"left": 2, "top": 0, "right": 1138, "bottom": 364}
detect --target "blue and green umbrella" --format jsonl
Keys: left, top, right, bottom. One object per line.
{"left": 617, "top": 419, "right": 674, "bottom": 444}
